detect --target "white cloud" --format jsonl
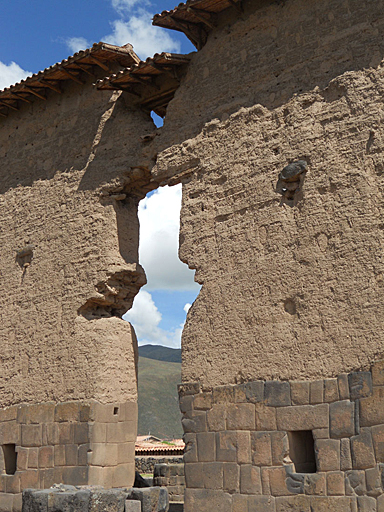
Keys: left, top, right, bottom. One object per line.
{"left": 184, "top": 303, "right": 191, "bottom": 313}
{"left": 103, "top": 13, "right": 181, "bottom": 59}
{"left": 138, "top": 184, "right": 199, "bottom": 291}
{"left": 0, "top": 61, "right": 31, "bottom": 90}
{"left": 66, "top": 37, "right": 91, "bottom": 54}
{"left": 124, "top": 290, "right": 184, "bottom": 348}
{"left": 111, "top": 0, "right": 149, "bottom": 15}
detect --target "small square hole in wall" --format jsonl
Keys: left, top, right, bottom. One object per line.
{"left": 113, "top": 407, "right": 119, "bottom": 416}
{"left": 2, "top": 444, "right": 17, "bottom": 475}
{"left": 288, "top": 431, "right": 316, "bottom": 473}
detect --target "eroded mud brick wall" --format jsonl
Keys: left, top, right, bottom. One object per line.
{"left": 155, "top": 0, "right": 384, "bottom": 387}
{"left": 151, "top": 0, "right": 384, "bottom": 510}
{"left": 0, "top": 69, "right": 155, "bottom": 508}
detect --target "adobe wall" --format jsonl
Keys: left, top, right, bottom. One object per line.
{"left": 149, "top": 1, "right": 384, "bottom": 509}
{"left": 0, "top": 73, "right": 155, "bottom": 505}
{"left": 153, "top": 0, "right": 384, "bottom": 387}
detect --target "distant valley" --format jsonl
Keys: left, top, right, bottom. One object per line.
{"left": 137, "top": 345, "right": 183, "bottom": 439}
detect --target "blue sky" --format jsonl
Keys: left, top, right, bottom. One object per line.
{"left": 0, "top": 0, "right": 199, "bottom": 348}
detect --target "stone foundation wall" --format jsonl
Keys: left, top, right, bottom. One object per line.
{"left": 0, "top": 400, "right": 137, "bottom": 511}
{"left": 135, "top": 456, "right": 183, "bottom": 475}
{"left": 154, "top": 463, "right": 185, "bottom": 503}
{"left": 180, "top": 360, "right": 384, "bottom": 511}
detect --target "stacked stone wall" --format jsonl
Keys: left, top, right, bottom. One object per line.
{"left": 0, "top": 400, "right": 137, "bottom": 511}
{"left": 154, "top": 463, "right": 185, "bottom": 503}
{"left": 180, "top": 361, "right": 384, "bottom": 511}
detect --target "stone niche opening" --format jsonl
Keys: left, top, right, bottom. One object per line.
{"left": 2, "top": 444, "right": 17, "bottom": 475}
{"left": 288, "top": 431, "right": 316, "bottom": 473}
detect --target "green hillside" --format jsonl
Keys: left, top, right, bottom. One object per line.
{"left": 137, "top": 355, "right": 183, "bottom": 439}
{"left": 138, "top": 344, "right": 182, "bottom": 363}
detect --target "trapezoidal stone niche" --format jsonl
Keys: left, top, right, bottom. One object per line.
{"left": 0, "top": 58, "right": 156, "bottom": 509}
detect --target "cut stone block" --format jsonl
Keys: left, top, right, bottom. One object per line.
{"left": 255, "top": 404, "right": 277, "bottom": 431}
{"left": 276, "top": 404, "right": 329, "bottom": 431}
{"left": 223, "top": 462, "right": 239, "bottom": 493}
{"left": 304, "top": 473, "right": 326, "bottom": 495}
{"left": 372, "top": 424, "right": 384, "bottom": 462}
{"left": 251, "top": 431, "right": 272, "bottom": 466}
{"left": 127, "top": 487, "right": 169, "bottom": 512}
{"left": 226, "top": 403, "right": 255, "bottom": 430}
{"left": 290, "top": 381, "right": 310, "bottom": 406}
{"left": 247, "top": 495, "right": 276, "bottom": 511}
{"left": 310, "top": 381, "right": 324, "bottom": 404}
{"left": 341, "top": 438, "right": 353, "bottom": 471}
{"left": 357, "top": 496, "right": 377, "bottom": 512}
{"left": 202, "top": 462, "right": 223, "bottom": 490}
{"left": 324, "top": 379, "right": 339, "bottom": 403}
{"left": 351, "top": 429, "right": 376, "bottom": 470}
{"left": 338, "top": 374, "right": 350, "bottom": 401}
{"left": 360, "top": 387, "right": 384, "bottom": 427}
{"left": 372, "top": 361, "right": 384, "bottom": 387}
{"left": 240, "top": 381, "right": 264, "bottom": 403}
{"left": 240, "top": 464, "right": 262, "bottom": 494}
{"left": 184, "top": 489, "right": 231, "bottom": 512}
{"left": 276, "top": 495, "right": 311, "bottom": 512}
{"left": 345, "top": 470, "right": 367, "bottom": 496}
{"left": 264, "top": 381, "right": 291, "bottom": 407}
{"left": 197, "top": 432, "right": 215, "bottom": 462}
{"left": 330, "top": 400, "right": 355, "bottom": 438}
{"left": 348, "top": 373, "right": 373, "bottom": 401}
{"left": 125, "top": 501, "right": 142, "bottom": 512}
{"left": 327, "top": 471, "right": 345, "bottom": 496}
{"left": 315, "top": 439, "right": 340, "bottom": 471}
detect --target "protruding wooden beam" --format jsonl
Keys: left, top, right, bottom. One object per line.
{"left": 9, "top": 92, "right": 31, "bottom": 104}
{"left": 39, "top": 79, "right": 62, "bottom": 94}
{"left": 167, "top": 16, "right": 201, "bottom": 48}
{"left": 88, "top": 56, "right": 111, "bottom": 73}
{"left": 72, "top": 62, "right": 97, "bottom": 77}
{"left": 23, "top": 86, "right": 46, "bottom": 100}
{"left": 0, "top": 111, "right": 7, "bottom": 118}
{"left": 186, "top": 7, "right": 215, "bottom": 29}
{"left": 129, "top": 73, "right": 160, "bottom": 90}
{"left": 59, "top": 68, "right": 84, "bottom": 85}
{"left": 150, "top": 62, "right": 181, "bottom": 82}
{"left": 0, "top": 99, "right": 18, "bottom": 111}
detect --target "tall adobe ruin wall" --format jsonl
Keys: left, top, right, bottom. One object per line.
{"left": 0, "top": 71, "right": 157, "bottom": 504}
{"left": 153, "top": 0, "right": 384, "bottom": 387}
{"left": 149, "top": 0, "right": 384, "bottom": 510}
{"left": 1, "top": 0, "right": 384, "bottom": 510}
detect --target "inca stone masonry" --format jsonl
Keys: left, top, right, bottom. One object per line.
{"left": 1, "top": 0, "right": 384, "bottom": 510}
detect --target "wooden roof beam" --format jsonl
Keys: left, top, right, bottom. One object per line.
{"left": 39, "top": 79, "right": 62, "bottom": 94}
{"left": 24, "top": 86, "right": 46, "bottom": 100}
{"left": 166, "top": 16, "right": 202, "bottom": 48}
{"left": 106, "top": 83, "right": 141, "bottom": 97}
{"left": 9, "top": 92, "right": 32, "bottom": 104}
{"left": 59, "top": 68, "right": 84, "bottom": 85}
{"left": 186, "top": 7, "right": 216, "bottom": 29}
{"left": 0, "top": 100, "right": 18, "bottom": 111}
{"left": 150, "top": 62, "right": 181, "bottom": 81}
{"left": 0, "top": 111, "right": 7, "bottom": 118}
{"left": 88, "top": 56, "right": 111, "bottom": 73}
{"left": 72, "top": 62, "right": 97, "bottom": 77}
{"left": 129, "top": 73, "right": 160, "bottom": 90}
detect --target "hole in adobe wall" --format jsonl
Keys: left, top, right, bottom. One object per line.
{"left": 288, "top": 431, "right": 316, "bottom": 473}
{"left": 113, "top": 407, "right": 119, "bottom": 415}
{"left": 2, "top": 444, "right": 17, "bottom": 475}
